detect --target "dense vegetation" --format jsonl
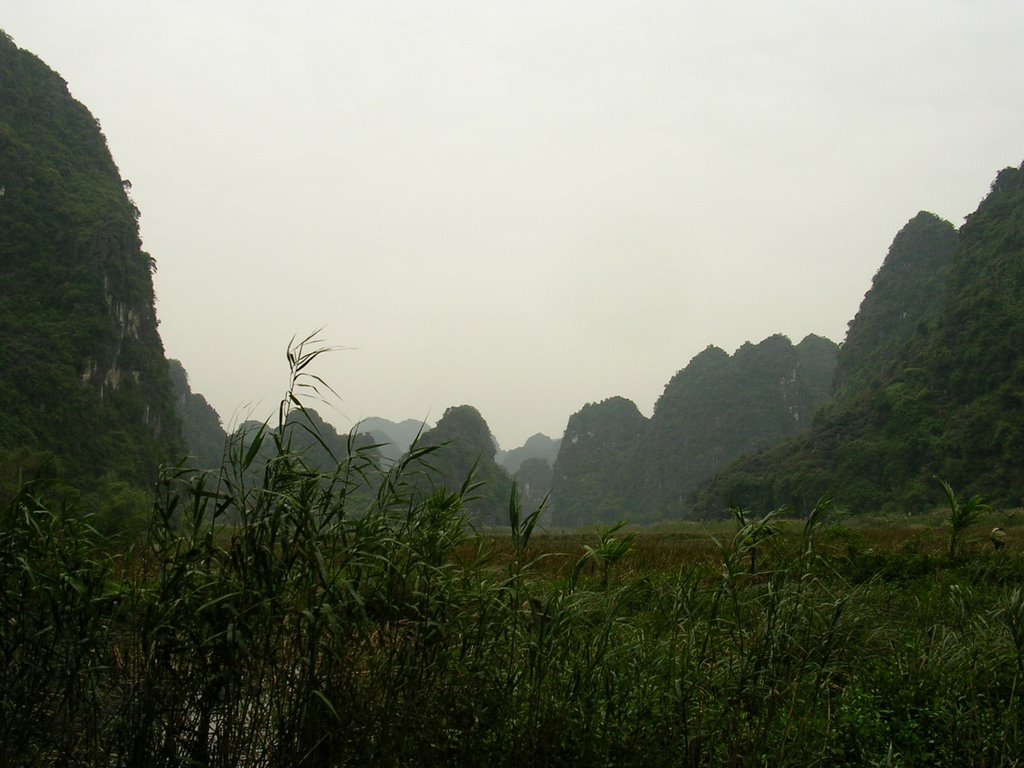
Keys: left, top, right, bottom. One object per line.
{"left": 700, "top": 168, "right": 1024, "bottom": 517}
{"left": 831, "top": 212, "right": 958, "bottom": 400}
{"left": 0, "top": 31, "right": 180, "bottom": 493}
{"left": 550, "top": 336, "right": 837, "bottom": 525}
{"left": 551, "top": 396, "right": 650, "bottom": 526}
{"left": 412, "top": 404, "right": 513, "bottom": 526}
{"left": 639, "top": 334, "right": 837, "bottom": 519}
{"left": 5, "top": 353, "right": 1024, "bottom": 765}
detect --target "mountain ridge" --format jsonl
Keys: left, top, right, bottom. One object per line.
{"left": 698, "top": 166, "right": 1024, "bottom": 516}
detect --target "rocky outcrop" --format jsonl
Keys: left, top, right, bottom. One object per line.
{"left": 0, "top": 31, "right": 182, "bottom": 488}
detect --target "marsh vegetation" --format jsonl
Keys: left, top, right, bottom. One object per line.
{"left": 5, "top": 348, "right": 1024, "bottom": 767}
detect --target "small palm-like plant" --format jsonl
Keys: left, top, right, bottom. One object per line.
{"left": 571, "top": 521, "right": 635, "bottom": 590}
{"left": 937, "top": 476, "right": 990, "bottom": 559}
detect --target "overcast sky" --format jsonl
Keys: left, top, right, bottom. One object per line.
{"left": 4, "top": 1, "right": 1024, "bottom": 448}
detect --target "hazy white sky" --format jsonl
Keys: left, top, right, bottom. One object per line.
{"left": 4, "top": 1, "right": 1023, "bottom": 448}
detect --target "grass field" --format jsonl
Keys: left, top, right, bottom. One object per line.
{"left": 5, "top": 456, "right": 1024, "bottom": 767}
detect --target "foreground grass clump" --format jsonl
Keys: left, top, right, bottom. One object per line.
{"left": 5, "top": 353, "right": 1024, "bottom": 765}
{"left": 5, "top": 483, "right": 1024, "bottom": 766}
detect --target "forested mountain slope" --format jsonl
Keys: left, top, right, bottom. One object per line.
{"left": 639, "top": 334, "right": 837, "bottom": 519}
{"left": 413, "top": 405, "right": 513, "bottom": 526}
{"left": 0, "top": 31, "right": 181, "bottom": 491}
{"left": 832, "top": 212, "right": 959, "bottom": 399}
{"left": 550, "top": 396, "right": 648, "bottom": 527}
{"left": 168, "top": 360, "right": 226, "bottom": 471}
{"left": 698, "top": 167, "right": 1024, "bottom": 516}
{"left": 548, "top": 336, "right": 837, "bottom": 526}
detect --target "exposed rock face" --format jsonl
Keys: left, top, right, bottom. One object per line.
{"left": 0, "top": 31, "right": 181, "bottom": 487}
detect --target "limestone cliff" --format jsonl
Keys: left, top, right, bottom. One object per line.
{"left": 0, "top": 31, "right": 181, "bottom": 488}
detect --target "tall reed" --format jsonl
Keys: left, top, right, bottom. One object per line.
{"left": 4, "top": 342, "right": 1024, "bottom": 765}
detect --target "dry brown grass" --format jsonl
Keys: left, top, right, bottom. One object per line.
{"left": 459, "top": 509, "right": 1024, "bottom": 583}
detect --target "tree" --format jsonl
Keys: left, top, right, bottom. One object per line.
{"left": 938, "top": 477, "right": 990, "bottom": 559}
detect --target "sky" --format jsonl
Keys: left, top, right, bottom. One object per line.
{"left": 4, "top": 1, "right": 1024, "bottom": 449}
